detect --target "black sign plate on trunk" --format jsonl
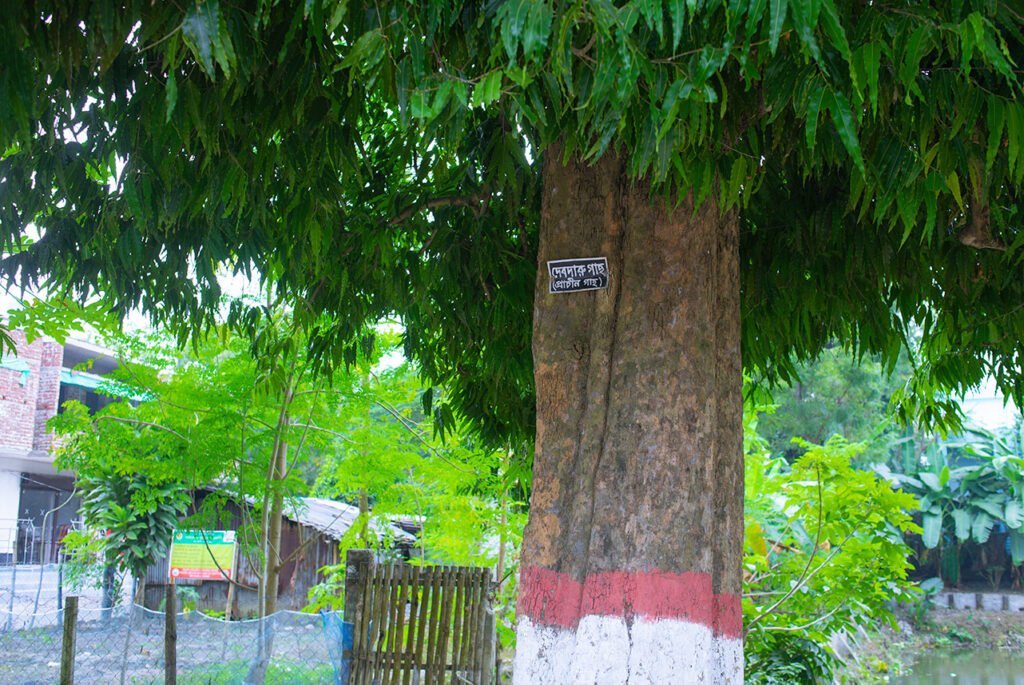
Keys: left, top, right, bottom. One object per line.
{"left": 547, "top": 257, "right": 609, "bottom": 294}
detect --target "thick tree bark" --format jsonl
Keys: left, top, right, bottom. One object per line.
{"left": 513, "top": 146, "right": 743, "bottom": 684}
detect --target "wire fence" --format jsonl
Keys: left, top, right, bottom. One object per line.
{"left": 0, "top": 600, "right": 346, "bottom": 685}
{"left": 0, "top": 562, "right": 131, "bottom": 633}
{"left": 0, "top": 522, "right": 349, "bottom": 684}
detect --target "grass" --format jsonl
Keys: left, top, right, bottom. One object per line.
{"left": 133, "top": 659, "right": 338, "bottom": 685}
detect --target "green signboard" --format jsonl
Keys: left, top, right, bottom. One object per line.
{"left": 168, "top": 530, "right": 236, "bottom": 581}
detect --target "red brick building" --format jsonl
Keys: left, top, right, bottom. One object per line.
{"left": 0, "top": 331, "right": 118, "bottom": 564}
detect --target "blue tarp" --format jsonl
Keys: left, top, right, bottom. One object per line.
{"left": 321, "top": 611, "right": 353, "bottom": 684}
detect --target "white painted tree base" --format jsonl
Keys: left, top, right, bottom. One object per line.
{"left": 513, "top": 616, "right": 742, "bottom": 685}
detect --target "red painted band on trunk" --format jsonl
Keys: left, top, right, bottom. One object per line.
{"left": 517, "top": 566, "right": 742, "bottom": 639}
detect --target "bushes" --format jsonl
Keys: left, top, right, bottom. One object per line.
{"left": 743, "top": 410, "right": 921, "bottom": 682}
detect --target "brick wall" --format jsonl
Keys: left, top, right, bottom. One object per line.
{"left": 33, "top": 340, "right": 63, "bottom": 453}
{"left": 0, "top": 331, "right": 65, "bottom": 455}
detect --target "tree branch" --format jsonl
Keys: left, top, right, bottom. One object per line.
{"left": 388, "top": 189, "right": 491, "bottom": 226}
{"left": 196, "top": 529, "right": 258, "bottom": 592}
{"left": 373, "top": 399, "right": 475, "bottom": 474}
{"left": 762, "top": 602, "right": 845, "bottom": 632}
{"left": 960, "top": 154, "right": 1005, "bottom": 251}
{"left": 746, "top": 463, "right": 826, "bottom": 630}
{"left": 94, "top": 415, "right": 189, "bottom": 442}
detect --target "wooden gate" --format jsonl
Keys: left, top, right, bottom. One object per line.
{"left": 344, "top": 550, "right": 496, "bottom": 685}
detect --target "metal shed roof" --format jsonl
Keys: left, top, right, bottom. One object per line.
{"left": 282, "top": 496, "right": 416, "bottom": 544}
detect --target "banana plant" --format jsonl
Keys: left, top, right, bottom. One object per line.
{"left": 879, "top": 420, "right": 1024, "bottom": 576}
{"left": 958, "top": 424, "right": 1024, "bottom": 565}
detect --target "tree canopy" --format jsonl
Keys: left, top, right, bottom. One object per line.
{"left": 2, "top": 1, "right": 1022, "bottom": 445}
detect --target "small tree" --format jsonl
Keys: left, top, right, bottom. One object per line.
{"left": 743, "top": 411, "right": 920, "bottom": 681}
{"left": 77, "top": 470, "right": 188, "bottom": 599}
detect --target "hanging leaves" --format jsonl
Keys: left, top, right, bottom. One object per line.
{"left": 0, "top": 0, "right": 1023, "bottom": 448}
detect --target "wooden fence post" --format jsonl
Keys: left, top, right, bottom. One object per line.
{"left": 165, "top": 583, "right": 177, "bottom": 685}
{"left": 59, "top": 595, "right": 78, "bottom": 685}
{"left": 483, "top": 604, "right": 496, "bottom": 685}
{"left": 345, "top": 549, "right": 373, "bottom": 684}
{"left": 345, "top": 549, "right": 373, "bottom": 620}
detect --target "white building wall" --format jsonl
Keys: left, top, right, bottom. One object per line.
{"left": 0, "top": 471, "right": 21, "bottom": 559}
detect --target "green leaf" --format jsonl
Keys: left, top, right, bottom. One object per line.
{"left": 804, "top": 83, "right": 826, "bottom": 151}
{"left": 522, "top": 2, "right": 554, "bottom": 58}
{"left": 326, "top": 0, "right": 349, "bottom": 33}
{"left": 945, "top": 171, "right": 964, "bottom": 209}
{"left": 922, "top": 511, "right": 942, "bottom": 548}
{"left": 828, "top": 90, "right": 864, "bottom": 173}
{"left": 471, "top": 70, "right": 504, "bottom": 108}
{"left": 852, "top": 43, "right": 882, "bottom": 114}
{"left": 899, "top": 26, "right": 930, "bottom": 101}
{"left": 789, "top": 0, "right": 821, "bottom": 62}
{"left": 165, "top": 72, "right": 178, "bottom": 123}
{"left": 971, "top": 511, "right": 994, "bottom": 543}
{"left": 1010, "top": 531, "right": 1024, "bottom": 566}
{"left": 498, "top": 0, "right": 532, "bottom": 60}
{"left": 769, "top": 0, "right": 788, "bottom": 54}
{"left": 987, "top": 98, "right": 1005, "bottom": 173}
{"left": 182, "top": 0, "right": 221, "bottom": 78}
{"left": 1005, "top": 499, "right": 1023, "bottom": 529}
{"left": 918, "top": 472, "right": 942, "bottom": 492}
{"left": 340, "top": 29, "right": 385, "bottom": 73}
{"left": 952, "top": 508, "right": 972, "bottom": 541}
{"left": 211, "top": 10, "right": 237, "bottom": 78}
{"left": 745, "top": 0, "right": 768, "bottom": 36}
{"left": 819, "top": 0, "right": 850, "bottom": 62}
{"left": 670, "top": 0, "right": 687, "bottom": 49}
{"left": 973, "top": 497, "right": 1003, "bottom": 520}
{"left": 1008, "top": 104, "right": 1024, "bottom": 179}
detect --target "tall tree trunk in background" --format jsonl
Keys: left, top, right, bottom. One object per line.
{"left": 249, "top": 387, "right": 292, "bottom": 685}
{"left": 263, "top": 437, "right": 288, "bottom": 617}
{"left": 513, "top": 146, "right": 744, "bottom": 684}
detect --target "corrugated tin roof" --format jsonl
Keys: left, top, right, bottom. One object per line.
{"left": 283, "top": 497, "right": 416, "bottom": 544}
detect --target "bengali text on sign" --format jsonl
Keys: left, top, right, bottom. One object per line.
{"left": 547, "top": 257, "right": 609, "bottom": 294}
{"left": 168, "top": 530, "right": 236, "bottom": 581}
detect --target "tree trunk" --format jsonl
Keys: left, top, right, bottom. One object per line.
{"left": 101, "top": 561, "right": 118, "bottom": 621}
{"left": 249, "top": 389, "right": 291, "bottom": 685}
{"left": 513, "top": 146, "right": 743, "bottom": 684}
{"left": 263, "top": 438, "right": 287, "bottom": 617}
{"left": 119, "top": 576, "right": 145, "bottom": 685}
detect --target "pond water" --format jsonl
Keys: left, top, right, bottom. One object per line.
{"left": 892, "top": 649, "right": 1024, "bottom": 685}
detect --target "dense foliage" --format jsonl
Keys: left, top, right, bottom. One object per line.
{"left": 47, "top": 317, "right": 374, "bottom": 617}
{"left": 42, "top": 316, "right": 528, "bottom": 614}
{"left": 742, "top": 411, "right": 921, "bottom": 682}
{"left": 880, "top": 421, "right": 1024, "bottom": 588}
{"left": 755, "top": 346, "right": 916, "bottom": 461}
{"left": 311, "top": 358, "right": 527, "bottom": 566}
{"left": 70, "top": 468, "right": 189, "bottom": 580}
{"left": 303, "top": 356, "right": 526, "bottom": 645}
{"left": 2, "top": 2, "right": 1023, "bottom": 445}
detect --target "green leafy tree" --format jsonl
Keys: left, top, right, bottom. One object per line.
{"left": 756, "top": 346, "right": 917, "bottom": 462}
{"left": 49, "top": 315, "right": 375, "bottom": 622}
{"left": 743, "top": 413, "right": 921, "bottom": 682}
{"left": 3, "top": 2, "right": 1023, "bottom": 678}
{"left": 75, "top": 469, "right": 189, "bottom": 586}
{"left": 308, "top": 356, "right": 527, "bottom": 645}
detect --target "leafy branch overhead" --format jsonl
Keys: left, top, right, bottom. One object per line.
{"left": 2, "top": 1, "right": 1023, "bottom": 444}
